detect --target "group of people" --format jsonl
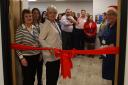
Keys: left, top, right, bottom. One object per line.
{"left": 58, "top": 9, "right": 97, "bottom": 51}
{"left": 15, "top": 5, "right": 117, "bottom": 85}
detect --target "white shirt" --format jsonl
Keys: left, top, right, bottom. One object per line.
{"left": 60, "top": 15, "right": 73, "bottom": 32}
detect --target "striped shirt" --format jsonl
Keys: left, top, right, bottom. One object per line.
{"left": 15, "top": 24, "right": 41, "bottom": 59}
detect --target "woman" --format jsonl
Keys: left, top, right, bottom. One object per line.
{"left": 41, "top": 11, "right": 46, "bottom": 23}
{"left": 39, "top": 5, "right": 62, "bottom": 85}
{"left": 98, "top": 12, "right": 108, "bottom": 59}
{"left": 32, "top": 8, "right": 43, "bottom": 32}
{"left": 84, "top": 15, "right": 97, "bottom": 53}
{"left": 15, "top": 9, "right": 41, "bottom": 85}
{"left": 98, "top": 12, "right": 108, "bottom": 44}
{"left": 101, "top": 6, "right": 118, "bottom": 85}
{"left": 32, "top": 8, "right": 43, "bottom": 85}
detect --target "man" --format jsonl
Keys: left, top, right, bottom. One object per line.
{"left": 74, "top": 9, "right": 87, "bottom": 50}
{"left": 61, "top": 9, "right": 77, "bottom": 50}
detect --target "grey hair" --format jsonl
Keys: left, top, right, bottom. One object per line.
{"left": 46, "top": 5, "right": 57, "bottom": 13}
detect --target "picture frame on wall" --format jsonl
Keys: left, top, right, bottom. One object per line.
{"left": 95, "top": 14, "right": 103, "bottom": 24}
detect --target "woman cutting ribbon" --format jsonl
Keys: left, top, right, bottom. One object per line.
{"left": 101, "top": 6, "right": 118, "bottom": 85}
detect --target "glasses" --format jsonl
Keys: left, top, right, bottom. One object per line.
{"left": 107, "top": 13, "right": 117, "bottom": 16}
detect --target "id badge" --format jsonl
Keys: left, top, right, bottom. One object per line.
{"left": 102, "top": 40, "right": 106, "bottom": 44}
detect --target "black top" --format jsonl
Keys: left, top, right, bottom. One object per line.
{"left": 101, "top": 23, "right": 117, "bottom": 45}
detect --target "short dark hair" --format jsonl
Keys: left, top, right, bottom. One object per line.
{"left": 81, "top": 9, "right": 86, "bottom": 12}
{"left": 65, "top": 8, "right": 71, "bottom": 13}
{"left": 22, "top": 9, "right": 31, "bottom": 23}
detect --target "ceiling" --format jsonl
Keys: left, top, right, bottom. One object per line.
{"left": 29, "top": 0, "right": 93, "bottom": 2}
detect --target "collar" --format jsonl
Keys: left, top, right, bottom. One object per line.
{"left": 22, "top": 24, "right": 35, "bottom": 29}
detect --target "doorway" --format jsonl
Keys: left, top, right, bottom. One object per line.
{"left": 1, "top": 0, "right": 127, "bottom": 85}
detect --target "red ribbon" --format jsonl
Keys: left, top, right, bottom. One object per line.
{"left": 11, "top": 43, "right": 119, "bottom": 79}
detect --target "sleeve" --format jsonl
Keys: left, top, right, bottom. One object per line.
{"left": 39, "top": 24, "right": 52, "bottom": 48}
{"left": 60, "top": 16, "right": 72, "bottom": 26}
{"left": 15, "top": 27, "right": 24, "bottom": 59}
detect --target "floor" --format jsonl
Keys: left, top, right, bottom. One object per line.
{"left": 34, "top": 56, "right": 112, "bottom": 85}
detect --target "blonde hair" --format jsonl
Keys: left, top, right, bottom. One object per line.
{"left": 46, "top": 5, "right": 57, "bottom": 13}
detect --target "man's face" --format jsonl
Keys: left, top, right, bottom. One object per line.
{"left": 81, "top": 10, "right": 86, "bottom": 17}
{"left": 66, "top": 9, "right": 71, "bottom": 16}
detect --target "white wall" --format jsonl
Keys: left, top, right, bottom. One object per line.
{"left": 124, "top": 8, "right": 128, "bottom": 85}
{"left": 93, "top": 0, "right": 117, "bottom": 20}
{"left": 0, "top": 14, "right": 4, "bottom": 85}
{"left": 22, "top": 0, "right": 29, "bottom": 9}
{"left": 93, "top": 0, "right": 117, "bottom": 15}
{"left": 28, "top": 1, "right": 93, "bottom": 14}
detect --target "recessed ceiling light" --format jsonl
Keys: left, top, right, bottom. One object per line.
{"left": 56, "top": 0, "right": 65, "bottom": 1}
{"left": 28, "top": 0, "right": 37, "bottom": 1}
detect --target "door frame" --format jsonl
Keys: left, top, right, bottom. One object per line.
{"left": 1, "top": 0, "right": 13, "bottom": 85}
{"left": 117, "top": 0, "right": 127, "bottom": 85}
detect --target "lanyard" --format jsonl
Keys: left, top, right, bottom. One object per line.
{"left": 52, "top": 22, "right": 61, "bottom": 36}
